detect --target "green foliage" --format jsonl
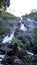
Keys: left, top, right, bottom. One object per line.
{"left": 22, "top": 56, "right": 32, "bottom": 63}
{"left": 0, "top": 0, "right": 5, "bottom": 8}
{"left": 0, "top": 0, "right": 5, "bottom": 13}
{"left": 0, "top": 12, "right": 18, "bottom": 20}
{"left": 31, "top": 28, "right": 37, "bottom": 53}
{"left": 22, "top": 10, "right": 37, "bottom": 21}
{"left": 33, "top": 28, "right": 37, "bottom": 44}
{"left": 22, "top": 10, "right": 37, "bottom": 54}
{"left": 12, "top": 37, "right": 33, "bottom": 63}
{"left": 0, "top": 10, "right": 2, "bottom": 14}
{"left": 0, "top": 21, "right": 8, "bottom": 35}
{"left": 12, "top": 37, "right": 26, "bottom": 49}
{"left": 0, "top": 0, "right": 10, "bottom": 14}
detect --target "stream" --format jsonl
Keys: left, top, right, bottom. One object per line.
{"left": 0, "top": 16, "right": 37, "bottom": 65}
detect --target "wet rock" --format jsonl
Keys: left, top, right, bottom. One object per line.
{"left": 2, "top": 55, "right": 24, "bottom": 65}
{"left": 0, "top": 16, "right": 37, "bottom": 65}
{"left": 7, "top": 49, "right": 15, "bottom": 56}
{"left": 0, "top": 50, "right": 5, "bottom": 55}
{"left": 14, "top": 58, "right": 24, "bottom": 64}
{"left": 33, "top": 54, "right": 37, "bottom": 62}
{"left": 17, "top": 22, "right": 21, "bottom": 28}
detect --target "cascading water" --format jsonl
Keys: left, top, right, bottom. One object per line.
{"left": 0, "top": 32, "right": 15, "bottom": 63}
{"left": 20, "top": 23, "right": 26, "bottom": 31}
{"left": 0, "top": 16, "right": 37, "bottom": 64}
{"left": 26, "top": 51, "right": 34, "bottom": 56}
{"left": 2, "top": 16, "right": 27, "bottom": 43}
{"left": 0, "top": 55, "right": 5, "bottom": 60}
{"left": 19, "top": 17, "right": 27, "bottom": 31}
{"left": 0, "top": 55, "right": 5, "bottom": 63}
{"left": 2, "top": 32, "right": 15, "bottom": 44}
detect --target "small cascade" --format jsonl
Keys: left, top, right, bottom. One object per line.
{"left": 19, "top": 17, "right": 26, "bottom": 31}
{"left": 21, "top": 17, "right": 23, "bottom": 20}
{"left": 20, "top": 23, "right": 26, "bottom": 31}
{"left": 0, "top": 55, "right": 5, "bottom": 59}
{"left": 0, "top": 55, "right": 5, "bottom": 62}
{"left": 26, "top": 51, "right": 34, "bottom": 56}
{"left": 19, "top": 20, "right": 21, "bottom": 23}
{"left": 2, "top": 32, "right": 15, "bottom": 44}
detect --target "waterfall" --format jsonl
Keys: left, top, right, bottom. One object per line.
{"left": 19, "top": 17, "right": 26, "bottom": 31}
{"left": 2, "top": 32, "right": 15, "bottom": 44}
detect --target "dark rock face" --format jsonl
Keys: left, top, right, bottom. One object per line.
{"left": 1, "top": 42, "right": 37, "bottom": 65}
{"left": 2, "top": 56, "right": 24, "bottom": 65}
{"left": 0, "top": 43, "right": 24, "bottom": 65}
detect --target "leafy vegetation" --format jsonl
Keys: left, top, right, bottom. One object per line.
{"left": 10, "top": 38, "right": 32, "bottom": 63}
{"left": 0, "top": 0, "right": 10, "bottom": 14}
{"left": 31, "top": 28, "right": 37, "bottom": 53}
{"left": 12, "top": 37, "right": 26, "bottom": 49}
{"left": 0, "top": 0, "right": 5, "bottom": 8}
{"left": 0, "top": 11, "right": 18, "bottom": 36}
{"left": 0, "top": 21, "right": 9, "bottom": 35}
{"left": 0, "top": 12, "right": 18, "bottom": 20}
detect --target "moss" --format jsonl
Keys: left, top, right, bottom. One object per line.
{"left": 0, "top": 21, "right": 8, "bottom": 35}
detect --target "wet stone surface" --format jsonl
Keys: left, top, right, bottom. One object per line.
{"left": 0, "top": 43, "right": 25, "bottom": 65}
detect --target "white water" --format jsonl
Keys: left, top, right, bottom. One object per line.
{"left": 0, "top": 55, "right": 5, "bottom": 59}
{"left": 19, "top": 17, "right": 26, "bottom": 31}
{"left": 20, "top": 23, "right": 26, "bottom": 31}
{"left": 0, "top": 55, "right": 5, "bottom": 62}
{"left": 19, "top": 20, "right": 21, "bottom": 23}
{"left": 19, "top": 17, "right": 23, "bottom": 23}
{"left": 27, "top": 18, "right": 33, "bottom": 21}
{"left": 26, "top": 51, "right": 34, "bottom": 56}
{"left": 0, "top": 58, "right": 2, "bottom": 62}
{"left": 21, "top": 17, "right": 23, "bottom": 20}
{"left": 2, "top": 32, "right": 14, "bottom": 43}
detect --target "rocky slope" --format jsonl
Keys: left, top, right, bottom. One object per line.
{"left": 0, "top": 11, "right": 37, "bottom": 65}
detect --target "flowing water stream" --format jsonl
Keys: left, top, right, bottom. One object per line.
{"left": 0, "top": 16, "right": 37, "bottom": 64}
